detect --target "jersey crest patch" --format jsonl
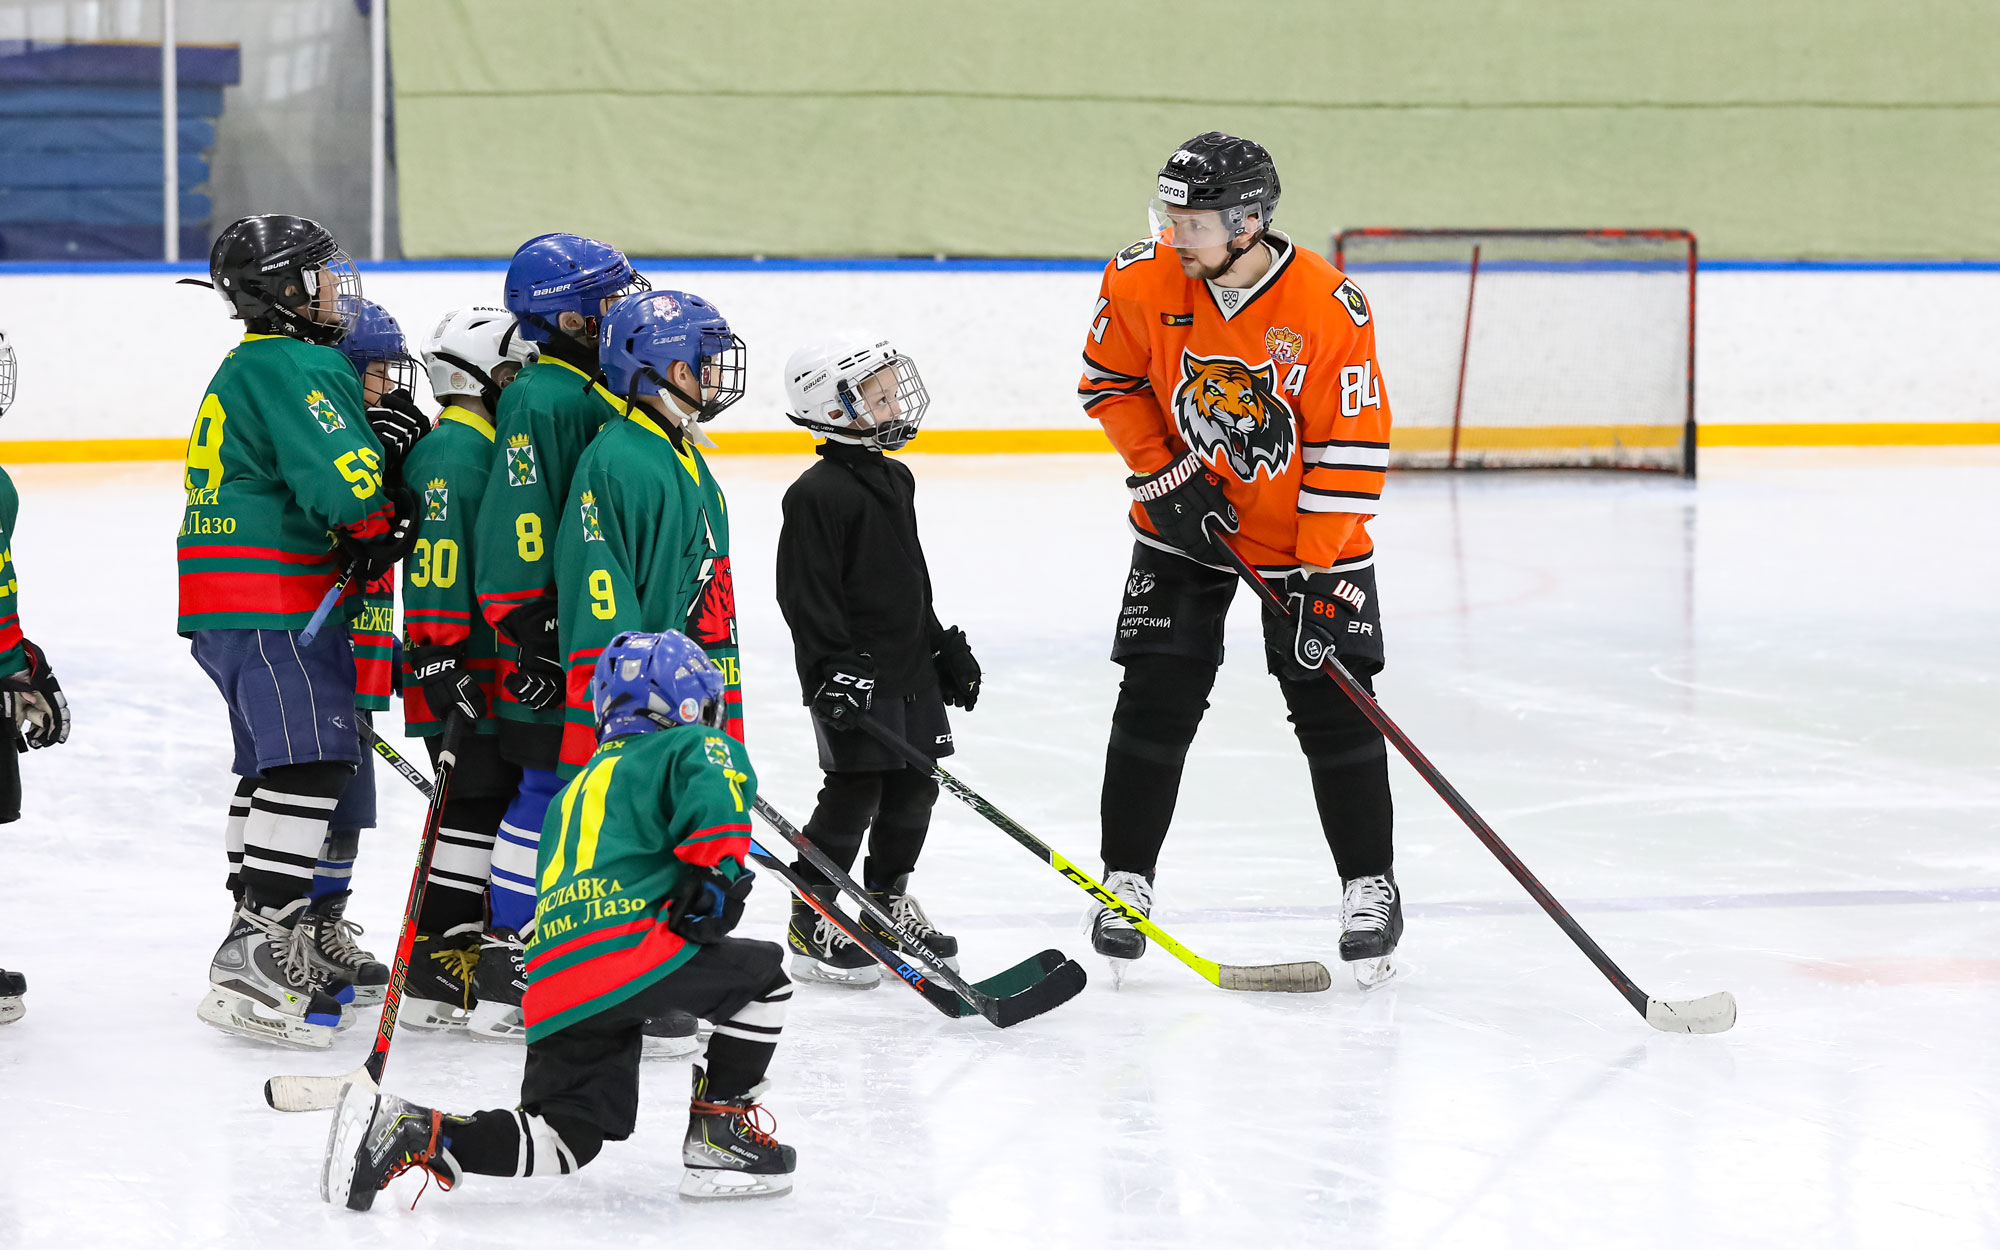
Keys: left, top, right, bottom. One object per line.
{"left": 1115, "top": 239, "right": 1157, "bottom": 270}
{"left": 424, "top": 479, "right": 449, "bottom": 521}
{"left": 506, "top": 433, "right": 538, "bottom": 487}
{"left": 1171, "top": 350, "right": 1297, "bottom": 484}
{"left": 687, "top": 554, "right": 737, "bottom": 648}
{"left": 703, "top": 735, "right": 734, "bottom": 769}
{"left": 306, "top": 390, "right": 344, "bottom": 433}
{"left": 1265, "top": 326, "right": 1304, "bottom": 365}
{"left": 1335, "top": 280, "right": 1370, "bottom": 326}
{"left": 578, "top": 491, "right": 604, "bottom": 542}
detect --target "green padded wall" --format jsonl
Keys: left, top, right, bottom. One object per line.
{"left": 391, "top": 0, "right": 2000, "bottom": 259}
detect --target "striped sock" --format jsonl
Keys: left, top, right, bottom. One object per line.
{"left": 311, "top": 827, "right": 360, "bottom": 899}
{"left": 704, "top": 975, "right": 792, "bottom": 1098}
{"left": 489, "top": 768, "right": 561, "bottom": 934}
{"left": 224, "top": 776, "right": 256, "bottom": 896}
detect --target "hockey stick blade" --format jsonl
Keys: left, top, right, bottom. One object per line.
{"left": 1217, "top": 962, "right": 1335, "bottom": 993}
{"left": 1645, "top": 991, "right": 1737, "bottom": 1035}
{"left": 265, "top": 1067, "right": 373, "bottom": 1113}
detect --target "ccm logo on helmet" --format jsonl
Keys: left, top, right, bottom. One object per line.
{"left": 1156, "top": 177, "right": 1190, "bottom": 205}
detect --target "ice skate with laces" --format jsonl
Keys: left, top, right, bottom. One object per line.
{"left": 681, "top": 1065, "right": 796, "bottom": 1200}
{"left": 199, "top": 897, "right": 352, "bottom": 1048}
{"left": 301, "top": 890, "right": 389, "bottom": 1007}
{"left": 861, "top": 871, "right": 959, "bottom": 970}
{"left": 1339, "top": 871, "right": 1402, "bottom": 989}
{"left": 787, "top": 894, "right": 881, "bottom": 987}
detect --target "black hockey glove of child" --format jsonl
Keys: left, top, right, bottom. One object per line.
{"left": 407, "top": 644, "right": 486, "bottom": 728}
{"left": 498, "top": 598, "right": 564, "bottom": 711}
{"left": 812, "top": 654, "right": 874, "bottom": 732}
{"left": 2, "top": 639, "right": 68, "bottom": 751}
{"left": 336, "top": 482, "right": 422, "bottom": 583}
{"left": 366, "top": 388, "right": 429, "bottom": 474}
{"left": 1283, "top": 570, "right": 1357, "bottom": 676}
{"left": 664, "top": 862, "right": 753, "bottom": 944}
{"left": 932, "top": 626, "right": 981, "bottom": 711}
{"left": 1127, "top": 450, "right": 1238, "bottom": 565}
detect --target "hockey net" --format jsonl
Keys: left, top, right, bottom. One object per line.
{"left": 1332, "top": 229, "right": 1696, "bottom": 475}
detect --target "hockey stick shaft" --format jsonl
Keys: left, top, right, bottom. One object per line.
{"left": 297, "top": 564, "right": 358, "bottom": 647}
{"left": 853, "top": 715, "right": 1329, "bottom": 993}
{"left": 1211, "top": 530, "right": 1732, "bottom": 1029}
{"left": 750, "top": 796, "right": 1083, "bottom": 1025}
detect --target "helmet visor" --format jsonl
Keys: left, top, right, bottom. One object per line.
{"left": 1148, "top": 199, "right": 1253, "bottom": 251}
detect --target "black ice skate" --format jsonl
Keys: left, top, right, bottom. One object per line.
{"left": 1339, "top": 871, "right": 1403, "bottom": 989}
{"left": 643, "top": 1008, "right": 703, "bottom": 1059}
{"left": 862, "top": 872, "right": 960, "bottom": 970}
{"left": 198, "top": 897, "right": 352, "bottom": 1049}
{"left": 467, "top": 926, "right": 527, "bottom": 1040}
{"left": 681, "top": 1065, "right": 796, "bottom": 1201}
{"left": 400, "top": 924, "right": 480, "bottom": 1031}
{"left": 1090, "top": 869, "right": 1153, "bottom": 985}
{"left": 0, "top": 967, "right": 23, "bottom": 1025}
{"left": 302, "top": 890, "right": 390, "bottom": 1007}
{"left": 787, "top": 895, "right": 881, "bottom": 988}
{"left": 321, "top": 1081, "right": 461, "bottom": 1212}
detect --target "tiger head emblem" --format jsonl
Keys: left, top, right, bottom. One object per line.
{"left": 1171, "top": 352, "right": 1297, "bottom": 482}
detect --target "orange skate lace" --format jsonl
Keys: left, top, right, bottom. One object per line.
{"left": 379, "top": 1108, "right": 454, "bottom": 1209}
{"left": 691, "top": 1097, "right": 779, "bottom": 1149}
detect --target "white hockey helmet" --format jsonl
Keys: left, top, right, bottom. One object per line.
{"left": 782, "top": 332, "right": 929, "bottom": 451}
{"left": 423, "top": 305, "right": 538, "bottom": 410}
{"left": 0, "top": 329, "right": 14, "bottom": 418}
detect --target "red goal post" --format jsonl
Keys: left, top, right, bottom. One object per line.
{"left": 1331, "top": 228, "right": 1697, "bottom": 477}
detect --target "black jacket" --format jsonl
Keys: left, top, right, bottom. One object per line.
{"left": 775, "top": 441, "right": 943, "bottom": 703}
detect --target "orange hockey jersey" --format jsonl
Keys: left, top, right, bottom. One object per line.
{"left": 1077, "top": 232, "right": 1391, "bottom": 573}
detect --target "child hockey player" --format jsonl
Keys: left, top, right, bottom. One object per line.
{"left": 774, "top": 333, "right": 980, "bottom": 986}
{"left": 396, "top": 306, "right": 536, "bottom": 1034}
{"left": 323, "top": 630, "right": 796, "bottom": 1208}
{"left": 182, "top": 214, "right": 420, "bottom": 1048}
{"left": 0, "top": 327, "right": 73, "bottom": 1025}
{"left": 472, "top": 233, "right": 649, "bottom": 1036}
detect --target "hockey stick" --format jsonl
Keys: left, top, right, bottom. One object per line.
{"left": 297, "top": 563, "right": 358, "bottom": 647}
{"left": 1208, "top": 527, "right": 1737, "bottom": 1034}
{"left": 853, "top": 716, "right": 1331, "bottom": 993}
{"left": 750, "top": 797, "right": 1085, "bottom": 1027}
{"left": 265, "top": 720, "right": 457, "bottom": 1112}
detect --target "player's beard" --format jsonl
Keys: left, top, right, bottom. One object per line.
{"left": 1176, "top": 250, "right": 1235, "bottom": 282}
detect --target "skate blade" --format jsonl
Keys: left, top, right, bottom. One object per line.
{"left": 678, "top": 1167, "right": 794, "bottom": 1201}
{"left": 788, "top": 954, "right": 881, "bottom": 989}
{"left": 347, "top": 984, "right": 387, "bottom": 1008}
{"left": 464, "top": 999, "right": 522, "bottom": 1039}
{"left": 641, "top": 1033, "right": 702, "bottom": 1060}
{"left": 197, "top": 988, "right": 337, "bottom": 1050}
{"left": 320, "top": 1081, "right": 377, "bottom": 1209}
{"left": 1350, "top": 955, "right": 1399, "bottom": 991}
{"left": 0, "top": 997, "right": 23, "bottom": 1025}
{"left": 1106, "top": 957, "right": 1136, "bottom": 990}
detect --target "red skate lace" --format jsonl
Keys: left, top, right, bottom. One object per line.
{"left": 380, "top": 1109, "right": 454, "bottom": 1209}
{"left": 691, "top": 1097, "right": 779, "bottom": 1149}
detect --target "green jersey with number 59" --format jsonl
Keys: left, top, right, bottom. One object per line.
{"left": 521, "top": 723, "right": 756, "bottom": 1041}
{"left": 176, "top": 332, "right": 389, "bottom": 634}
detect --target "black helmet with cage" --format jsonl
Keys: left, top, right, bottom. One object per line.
{"left": 206, "top": 214, "right": 363, "bottom": 346}
{"left": 1148, "top": 132, "right": 1282, "bottom": 268}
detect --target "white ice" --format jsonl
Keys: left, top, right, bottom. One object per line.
{"left": 1, "top": 448, "right": 1996, "bottom": 1249}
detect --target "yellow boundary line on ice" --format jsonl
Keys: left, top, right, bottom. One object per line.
{"left": 4, "top": 423, "right": 1999, "bottom": 463}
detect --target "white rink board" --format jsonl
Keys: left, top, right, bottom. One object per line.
{"left": 0, "top": 448, "right": 1998, "bottom": 1246}
{"left": 0, "top": 266, "right": 1996, "bottom": 442}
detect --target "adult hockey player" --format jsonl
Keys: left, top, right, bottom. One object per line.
{"left": 323, "top": 630, "right": 795, "bottom": 1208}
{"left": 472, "top": 233, "right": 649, "bottom": 1036}
{"left": 180, "top": 214, "right": 420, "bottom": 1047}
{"left": 396, "top": 306, "right": 537, "bottom": 1033}
{"left": 0, "top": 328, "right": 73, "bottom": 1026}
{"left": 1077, "top": 133, "right": 1400, "bottom": 986}
{"left": 773, "top": 333, "right": 979, "bottom": 986}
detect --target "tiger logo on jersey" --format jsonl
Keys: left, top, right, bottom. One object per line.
{"left": 1170, "top": 351, "right": 1297, "bottom": 483}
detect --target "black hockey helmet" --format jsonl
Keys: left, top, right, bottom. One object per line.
{"left": 207, "top": 214, "right": 362, "bottom": 346}
{"left": 1149, "top": 132, "right": 1281, "bottom": 254}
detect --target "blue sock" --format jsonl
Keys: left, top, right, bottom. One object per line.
{"left": 312, "top": 827, "right": 361, "bottom": 899}
{"left": 490, "top": 767, "right": 562, "bottom": 933}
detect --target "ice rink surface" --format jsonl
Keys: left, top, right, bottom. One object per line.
{"left": 0, "top": 447, "right": 1996, "bottom": 1248}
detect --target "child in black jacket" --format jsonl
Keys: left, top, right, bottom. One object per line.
{"left": 773, "top": 334, "right": 980, "bottom": 986}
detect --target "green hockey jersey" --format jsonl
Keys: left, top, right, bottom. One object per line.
{"left": 400, "top": 404, "right": 503, "bottom": 737}
{"left": 176, "top": 334, "right": 391, "bottom": 634}
{"left": 553, "top": 407, "right": 740, "bottom": 774}
{"left": 521, "top": 724, "right": 755, "bottom": 1041}
{"left": 0, "top": 466, "right": 29, "bottom": 677}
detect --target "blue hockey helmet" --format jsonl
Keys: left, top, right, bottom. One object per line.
{"left": 335, "top": 297, "right": 420, "bottom": 401}
{"left": 503, "top": 233, "right": 650, "bottom": 346}
{"left": 592, "top": 629, "right": 727, "bottom": 741}
{"left": 600, "top": 290, "right": 747, "bottom": 424}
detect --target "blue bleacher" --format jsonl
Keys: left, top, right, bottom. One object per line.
{"left": 0, "top": 41, "right": 240, "bottom": 260}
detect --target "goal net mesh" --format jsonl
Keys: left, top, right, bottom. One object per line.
{"left": 1333, "top": 229, "right": 1696, "bottom": 474}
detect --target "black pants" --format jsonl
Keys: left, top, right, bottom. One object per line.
{"left": 1101, "top": 541, "right": 1394, "bottom": 881}
{"left": 798, "top": 688, "right": 949, "bottom": 893}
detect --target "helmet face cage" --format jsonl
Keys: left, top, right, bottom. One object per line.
{"left": 284, "top": 249, "right": 363, "bottom": 343}
{"left": 0, "top": 331, "right": 15, "bottom": 417}
{"left": 360, "top": 352, "right": 422, "bottom": 405}
{"left": 836, "top": 354, "right": 928, "bottom": 450}
{"left": 643, "top": 329, "right": 746, "bottom": 423}
{"left": 580, "top": 270, "right": 651, "bottom": 341}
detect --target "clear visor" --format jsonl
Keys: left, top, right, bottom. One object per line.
{"left": 1148, "top": 200, "right": 1251, "bottom": 251}
{"left": 837, "top": 355, "right": 929, "bottom": 449}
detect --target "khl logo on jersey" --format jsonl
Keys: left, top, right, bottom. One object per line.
{"left": 423, "top": 479, "right": 449, "bottom": 521}
{"left": 505, "top": 433, "right": 538, "bottom": 487}
{"left": 1170, "top": 349, "right": 1297, "bottom": 483}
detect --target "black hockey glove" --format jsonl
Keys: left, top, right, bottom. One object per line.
{"left": 1127, "top": 450, "right": 1238, "bottom": 564}
{"left": 366, "top": 388, "right": 429, "bottom": 474}
{"left": 1283, "top": 570, "right": 1354, "bottom": 675}
{"left": 932, "top": 626, "right": 981, "bottom": 712}
{"left": 407, "top": 644, "right": 486, "bottom": 728}
{"left": 336, "top": 482, "right": 422, "bottom": 583}
{"left": 498, "top": 598, "right": 564, "bottom": 711}
{"left": 811, "top": 654, "right": 875, "bottom": 732}
{"left": 2, "top": 639, "right": 68, "bottom": 751}
{"left": 664, "top": 863, "right": 753, "bottom": 944}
